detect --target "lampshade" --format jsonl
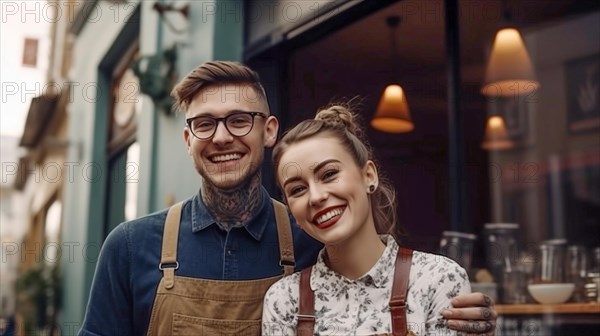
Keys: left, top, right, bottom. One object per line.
{"left": 481, "top": 115, "right": 514, "bottom": 150}
{"left": 481, "top": 27, "right": 539, "bottom": 97}
{"left": 371, "top": 84, "right": 414, "bottom": 133}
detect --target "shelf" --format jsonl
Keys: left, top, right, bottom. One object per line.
{"left": 496, "top": 303, "right": 600, "bottom": 315}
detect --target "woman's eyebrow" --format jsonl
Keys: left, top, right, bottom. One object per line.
{"left": 311, "top": 159, "right": 340, "bottom": 173}
{"left": 281, "top": 175, "right": 301, "bottom": 189}
{"left": 281, "top": 159, "right": 340, "bottom": 187}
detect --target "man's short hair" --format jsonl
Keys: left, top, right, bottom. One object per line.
{"left": 171, "top": 61, "right": 268, "bottom": 113}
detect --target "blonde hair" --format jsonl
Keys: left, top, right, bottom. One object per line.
{"left": 273, "top": 103, "right": 402, "bottom": 241}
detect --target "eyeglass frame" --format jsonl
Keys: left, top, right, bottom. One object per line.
{"left": 185, "top": 111, "right": 267, "bottom": 140}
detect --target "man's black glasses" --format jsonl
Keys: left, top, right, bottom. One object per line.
{"left": 185, "top": 112, "right": 266, "bottom": 140}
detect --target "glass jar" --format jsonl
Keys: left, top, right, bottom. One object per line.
{"left": 531, "top": 239, "right": 567, "bottom": 284}
{"left": 584, "top": 247, "right": 600, "bottom": 302}
{"left": 483, "top": 223, "right": 520, "bottom": 303}
{"left": 565, "top": 245, "right": 588, "bottom": 302}
{"left": 439, "top": 231, "right": 477, "bottom": 274}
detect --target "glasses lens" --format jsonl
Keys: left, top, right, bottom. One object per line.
{"left": 226, "top": 113, "right": 254, "bottom": 136}
{"left": 189, "top": 117, "right": 216, "bottom": 139}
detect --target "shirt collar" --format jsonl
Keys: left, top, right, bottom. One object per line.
{"left": 310, "top": 235, "right": 399, "bottom": 290}
{"left": 190, "top": 187, "right": 272, "bottom": 241}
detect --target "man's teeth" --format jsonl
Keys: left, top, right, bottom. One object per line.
{"left": 316, "top": 208, "right": 343, "bottom": 224}
{"left": 211, "top": 153, "right": 241, "bottom": 162}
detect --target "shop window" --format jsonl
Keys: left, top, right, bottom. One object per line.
{"left": 105, "top": 42, "right": 140, "bottom": 234}
{"left": 22, "top": 38, "right": 38, "bottom": 67}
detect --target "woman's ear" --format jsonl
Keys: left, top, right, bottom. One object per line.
{"left": 363, "top": 160, "right": 379, "bottom": 191}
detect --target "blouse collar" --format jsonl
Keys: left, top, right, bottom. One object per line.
{"left": 310, "top": 235, "right": 400, "bottom": 291}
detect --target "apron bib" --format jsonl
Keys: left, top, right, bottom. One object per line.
{"left": 146, "top": 199, "right": 294, "bottom": 336}
{"left": 297, "top": 247, "right": 414, "bottom": 336}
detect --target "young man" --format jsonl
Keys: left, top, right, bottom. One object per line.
{"left": 80, "top": 61, "right": 497, "bottom": 335}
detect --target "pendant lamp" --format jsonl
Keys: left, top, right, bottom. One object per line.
{"left": 481, "top": 3, "right": 539, "bottom": 97}
{"left": 481, "top": 115, "right": 514, "bottom": 150}
{"left": 371, "top": 16, "right": 414, "bottom": 133}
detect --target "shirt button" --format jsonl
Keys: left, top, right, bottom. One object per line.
{"left": 227, "top": 250, "right": 232, "bottom": 255}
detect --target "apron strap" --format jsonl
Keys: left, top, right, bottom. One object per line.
{"left": 296, "top": 247, "right": 414, "bottom": 336}
{"left": 297, "top": 266, "right": 315, "bottom": 336}
{"left": 272, "top": 199, "right": 295, "bottom": 276}
{"left": 158, "top": 199, "right": 294, "bottom": 289}
{"left": 159, "top": 201, "right": 183, "bottom": 290}
{"left": 390, "top": 247, "right": 413, "bottom": 336}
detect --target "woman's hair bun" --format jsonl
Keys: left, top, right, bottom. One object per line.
{"left": 315, "top": 105, "right": 362, "bottom": 137}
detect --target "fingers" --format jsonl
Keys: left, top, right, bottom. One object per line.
{"left": 442, "top": 307, "right": 498, "bottom": 321}
{"left": 444, "top": 293, "right": 498, "bottom": 334}
{"left": 447, "top": 319, "right": 496, "bottom": 335}
{"left": 451, "top": 293, "right": 495, "bottom": 308}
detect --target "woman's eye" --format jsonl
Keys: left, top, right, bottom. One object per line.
{"left": 322, "top": 170, "right": 338, "bottom": 180}
{"left": 288, "top": 185, "right": 305, "bottom": 196}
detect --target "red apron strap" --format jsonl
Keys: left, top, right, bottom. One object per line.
{"left": 297, "top": 247, "right": 413, "bottom": 336}
{"left": 390, "top": 247, "right": 413, "bottom": 336}
{"left": 297, "top": 266, "right": 315, "bottom": 336}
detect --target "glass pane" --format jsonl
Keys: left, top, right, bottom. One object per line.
{"left": 44, "top": 200, "right": 62, "bottom": 263}
{"left": 487, "top": 12, "right": 600, "bottom": 248}
{"left": 124, "top": 142, "right": 140, "bottom": 222}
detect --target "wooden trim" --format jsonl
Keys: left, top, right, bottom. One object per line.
{"left": 69, "top": 0, "right": 100, "bottom": 35}
{"left": 496, "top": 303, "right": 600, "bottom": 315}
{"left": 243, "top": 0, "right": 398, "bottom": 61}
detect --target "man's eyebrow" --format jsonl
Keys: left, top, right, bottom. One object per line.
{"left": 189, "top": 109, "right": 264, "bottom": 118}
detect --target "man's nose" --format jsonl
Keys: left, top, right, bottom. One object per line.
{"left": 212, "top": 121, "right": 234, "bottom": 145}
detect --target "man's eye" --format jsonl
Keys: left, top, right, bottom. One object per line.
{"left": 229, "top": 116, "right": 251, "bottom": 126}
{"left": 194, "top": 120, "right": 213, "bottom": 130}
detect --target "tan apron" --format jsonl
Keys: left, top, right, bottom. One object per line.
{"left": 146, "top": 199, "right": 295, "bottom": 336}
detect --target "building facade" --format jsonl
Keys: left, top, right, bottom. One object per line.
{"left": 4, "top": 0, "right": 598, "bottom": 334}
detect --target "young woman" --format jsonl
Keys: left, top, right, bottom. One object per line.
{"left": 262, "top": 105, "right": 471, "bottom": 335}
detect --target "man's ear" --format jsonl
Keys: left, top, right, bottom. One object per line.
{"left": 183, "top": 127, "right": 192, "bottom": 155}
{"left": 363, "top": 160, "right": 379, "bottom": 190}
{"left": 264, "top": 115, "right": 279, "bottom": 148}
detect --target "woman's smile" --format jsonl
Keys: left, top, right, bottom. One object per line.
{"left": 312, "top": 205, "right": 346, "bottom": 229}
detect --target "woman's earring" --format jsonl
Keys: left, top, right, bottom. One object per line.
{"left": 368, "top": 185, "right": 375, "bottom": 193}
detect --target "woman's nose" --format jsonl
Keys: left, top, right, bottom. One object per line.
{"left": 308, "top": 187, "right": 327, "bottom": 207}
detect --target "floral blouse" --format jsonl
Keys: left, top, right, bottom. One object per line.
{"left": 262, "top": 235, "right": 470, "bottom": 335}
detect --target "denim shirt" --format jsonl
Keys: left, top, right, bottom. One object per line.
{"left": 79, "top": 188, "right": 322, "bottom": 336}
